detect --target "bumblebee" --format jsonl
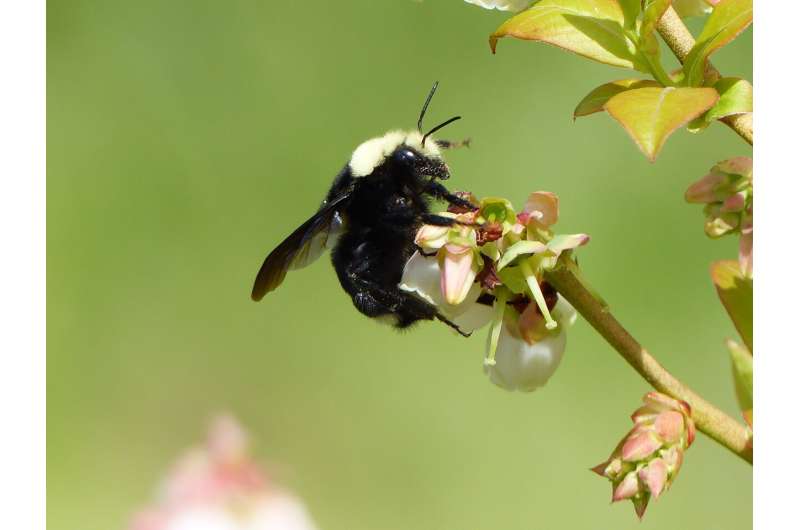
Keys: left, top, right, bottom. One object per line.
{"left": 252, "top": 83, "right": 474, "bottom": 335}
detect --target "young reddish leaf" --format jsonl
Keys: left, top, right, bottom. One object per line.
{"left": 604, "top": 86, "right": 718, "bottom": 161}
{"left": 726, "top": 339, "right": 753, "bottom": 427}
{"left": 711, "top": 260, "right": 753, "bottom": 351}
{"left": 683, "top": 0, "right": 753, "bottom": 86}
{"left": 574, "top": 79, "right": 661, "bottom": 118}
{"left": 489, "top": 0, "right": 643, "bottom": 70}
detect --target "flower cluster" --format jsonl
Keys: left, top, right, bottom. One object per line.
{"left": 685, "top": 156, "right": 753, "bottom": 276}
{"left": 400, "top": 191, "right": 588, "bottom": 391}
{"left": 592, "top": 393, "right": 696, "bottom": 519}
{"left": 129, "top": 415, "right": 319, "bottom": 530}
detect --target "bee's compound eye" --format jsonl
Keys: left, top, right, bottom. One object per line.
{"left": 393, "top": 148, "right": 417, "bottom": 166}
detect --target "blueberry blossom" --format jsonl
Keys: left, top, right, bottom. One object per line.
{"left": 685, "top": 157, "right": 753, "bottom": 276}
{"left": 484, "top": 288, "right": 577, "bottom": 391}
{"left": 129, "top": 415, "right": 319, "bottom": 530}
{"left": 592, "top": 393, "right": 696, "bottom": 519}
{"left": 401, "top": 190, "right": 589, "bottom": 391}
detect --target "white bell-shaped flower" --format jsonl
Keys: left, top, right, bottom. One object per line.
{"left": 484, "top": 296, "right": 576, "bottom": 392}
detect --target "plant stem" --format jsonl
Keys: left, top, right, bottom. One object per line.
{"left": 544, "top": 258, "right": 753, "bottom": 464}
{"left": 656, "top": 6, "right": 753, "bottom": 145}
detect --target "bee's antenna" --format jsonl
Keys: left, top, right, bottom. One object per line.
{"left": 422, "top": 116, "right": 461, "bottom": 147}
{"left": 418, "top": 81, "right": 439, "bottom": 131}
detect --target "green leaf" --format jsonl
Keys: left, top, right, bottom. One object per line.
{"left": 490, "top": 0, "right": 644, "bottom": 70}
{"left": 638, "top": 0, "right": 671, "bottom": 59}
{"left": 706, "top": 77, "right": 753, "bottom": 121}
{"left": 688, "top": 77, "right": 752, "bottom": 132}
{"left": 726, "top": 339, "right": 753, "bottom": 427}
{"left": 711, "top": 260, "right": 753, "bottom": 351}
{"left": 604, "top": 86, "right": 719, "bottom": 161}
{"left": 683, "top": 0, "right": 753, "bottom": 86}
{"left": 574, "top": 79, "right": 661, "bottom": 118}
{"left": 617, "top": 0, "right": 642, "bottom": 30}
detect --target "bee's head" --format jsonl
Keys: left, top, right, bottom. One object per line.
{"left": 349, "top": 130, "right": 450, "bottom": 179}
{"left": 348, "top": 82, "right": 460, "bottom": 180}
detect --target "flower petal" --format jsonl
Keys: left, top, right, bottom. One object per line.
{"left": 399, "top": 251, "right": 443, "bottom": 306}
{"left": 639, "top": 458, "right": 668, "bottom": 499}
{"left": 484, "top": 318, "right": 567, "bottom": 392}
{"left": 716, "top": 156, "right": 753, "bottom": 178}
{"left": 400, "top": 252, "right": 486, "bottom": 322}
{"left": 654, "top": 410, "right": 685, "bottom": 444}
{"left": 612, "top": 472, "right": 640, "bottom": 502}
{"left": 440, "top": 247, "right": 479, "bottom": 305}
{"left": 720, "top": 191, "right": 747, "bottom": 212}
{"left": 643, "top": 392, "right": 685, "bottom": 413}
{"left": 551, "top": 295, "right": 577, "bottom": 327}
{"left": 415, "top": 223, "right": 451, "bottom": 250}
{"left": 517, "top": 302, "right": 548, "bottom": 344}
{"left": 522, "top": 191, "right": 560, "bottom": 227}
{"left": 451, "top": 301, "right": 494, "bottom": 333}
{"left": 685, "top": 171, "right": 728, "bottom": 203}
{"left": 621, "top": 432, "right": 661, "bottom": 461}
{"left": 547, "top": 234, "right": 590, "bottom": 256}
{"left": 496, "top": 240, "right": 548, "bottom": 270}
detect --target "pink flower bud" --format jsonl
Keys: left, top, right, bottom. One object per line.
{"left": 639, "top": 458, "right": 668, "bottom": 499}
{"left": 685, "top": 171, "right": 728, "bottom": 204}
{"left": 621, "top": 432, "right": 661, "bottom": 461}
{"left": 592, "top": 393, "right": 695, "bottom": 519}
{"left": 654, "top": 410, "right": 685, "bottom": 444}
{"left": 612, "top": 472, "right": 640, "bottom": 502}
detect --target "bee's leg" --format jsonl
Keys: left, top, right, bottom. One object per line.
{"left": 435, "top": 138, "right": 471, "bottom": 149}
{"left": 421, "top": 213, "right": 481, "bottom": 229}
{"left": 420, "top": 213, "right": 457, "bottom": 226}
{"left": 345, "top": 272, "right": 471, "bottom": 337}
{"left": 424, "top": 181, "right": 479, "bottom": 211}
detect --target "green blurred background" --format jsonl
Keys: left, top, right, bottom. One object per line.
{"left": 48, "top": 1, "right": 752, "bottom": 529}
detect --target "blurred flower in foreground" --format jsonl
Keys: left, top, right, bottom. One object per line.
{"left": 400, "top": 190, "right": 588, "bottom": 392}
{"left": 130, "top": 415, "right": 319, "bottom": 530}
{"left": 685, "top": 156, "right": 753, "bottom": 276}
{"left": 593, "top": 393, "right": 696, "bottom": 519}
{"left": 464, "top": 0, "right": 532, "bottom": 13}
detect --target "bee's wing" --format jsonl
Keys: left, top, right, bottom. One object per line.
{"left": 251, "top": 194, "right": 350, "bottom": 301}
